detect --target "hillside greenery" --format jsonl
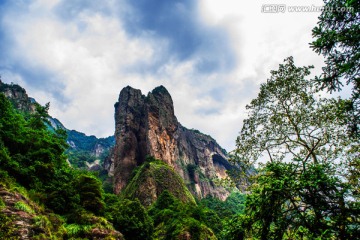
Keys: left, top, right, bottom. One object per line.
{"left": 0, "top": 93, "right": 122, "bottom": 239}
{"left": 0, "top": 92, "right": 245, "bottom": 239}
{"left": 122, "top": 156, "right": 196, "bottom": 207}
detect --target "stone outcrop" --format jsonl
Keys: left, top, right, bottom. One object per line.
{"left": 0, "top": 80, "right": 37, "bottom": 113}
{"left": 111, "top": 86, "right": 234, "bottom": 200}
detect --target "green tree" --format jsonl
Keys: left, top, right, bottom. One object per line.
{"left": 0, "top": 94, "right": 66, "bottom": 187}
{"left": 199, "top": 192, "right": 245, "bottom": 219}
{"left": 0, "top": 93, "right": 81, "bottom": 214}
{"left": 28, "top": 103, "right": 51, "bottom": 130}
{"left": 148, "top": 191, "right": 219, "bottom": 239}
{"left": 311, "top": 0, "right": 360, "bottom": 201}
{"left": 110, "top": 198, "right": 153, "bottom": 240}
{"left": 152, "top": 190, "right": 179, "bottom": 211}
{"left": 233, "top": 57, "right": 359, "bottom": 239}
{"left": 242, "top": 162, "right": 354, "bottom": 239}
{"left": 311, "top": 0, "right": 360, "bottom": 135}
{"left": 234, "top": 57, "right": 350, "bottom": 167}
{"left": 77, "top": 174, "right": 105, "bottom": 215}
{"left": 200, "top": 195, "right": 232, "bottom": 219}
{"left": 221, "top": 214, "right": 247, "bottom": 240}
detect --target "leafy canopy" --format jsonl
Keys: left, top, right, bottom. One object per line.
{"left": 232, "top": 57, "right": 359, "bottom": 239}
{"left": 311, "top": 0, "right": 360, "bottom": 135}
{"left": 234, "top": 57, "right": 348, "bottom": 167}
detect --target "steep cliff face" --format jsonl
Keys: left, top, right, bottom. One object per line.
{"left": 112, "top": 86, "right": 233, "bottom": 200}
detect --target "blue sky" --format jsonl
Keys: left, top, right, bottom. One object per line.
{"left": 0, "top": 0, "right": 325, "bottom": 151}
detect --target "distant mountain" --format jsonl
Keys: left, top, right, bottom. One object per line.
{"left": 66, "top": 130, "right": 114, "bottom": 157}
{"left": 0, "top": 79, "right": 115, "bottom": 169}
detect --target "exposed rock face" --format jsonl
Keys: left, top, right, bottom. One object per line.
{"left": 0, "top": 186, "right": 37, "bottom": 239}
{"left": 0, "top": 80, "right": 37, "bottom": 113}
{"left": 112, "top": 86, "right": 233, "bottom": 199}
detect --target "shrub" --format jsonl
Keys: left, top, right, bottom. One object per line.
{"left": 14, "top": 201, "right": 34, "bottom": 214}
{"left": 110, "top": 198, "right": 153, "bottom": 240}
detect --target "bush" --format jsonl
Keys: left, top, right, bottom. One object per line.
{"left": 110, "top": 198, "right": 153, "bottom": 240}
{"left": 77, "top": 174, "right": 105, "bottom": 215}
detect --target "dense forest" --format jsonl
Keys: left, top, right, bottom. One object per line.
{"left": 1, "top": 0, "right": 359, "bottom": 239}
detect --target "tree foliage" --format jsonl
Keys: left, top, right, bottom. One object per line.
{"left": 0, "top": 93, "right": 110, "bottom": 216}
{"left": 233, "top": 57, "right": 359, "bottom": 239}
{"left": 200, "top": 191, "right": 245, "bottom": 219}
{"left": 311, "top": 0, "right": 360, "bottom": 135}
{"left": 77, "top": 174, "right": 105, "bottom": 215}
{"left": 107, "top": 198, "right": 153, "bottom": 240}
{"left": 235, "top": 57, "right": 349, "bottom": 167}
{"left": 0, "top": 93, "right": 68, "bottom": 189}
{"left": 148, "top": 190, "right": 219, "bottom": 240}
{"left": 242, "top": 162, "right": 358, "bottom": 239}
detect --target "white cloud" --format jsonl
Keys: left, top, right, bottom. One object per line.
{"left": 1, "top": 0, "right": 328, "bottom": 151}
{"left": 2, "top": 1, "right": 157, "bottom": 137}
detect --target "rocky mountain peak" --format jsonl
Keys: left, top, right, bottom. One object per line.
{"left": 111, "top": 85, "right": 233, "bottom": 200}
{"left": 150, "top": 85, "right": 173, "bottom": 105}
{"left": 146, "top": 85, "right": 177, "bottom": 131}
{"left": 117, "top": 86, "right": 144, "bottom": 106}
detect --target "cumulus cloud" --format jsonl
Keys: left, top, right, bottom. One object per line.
{"left": 0, "top": 0, "right": 326, "bottom": 151}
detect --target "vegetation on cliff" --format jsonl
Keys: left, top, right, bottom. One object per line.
{"left": 122, "top": 156, "right": 196, "bottom": 207}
